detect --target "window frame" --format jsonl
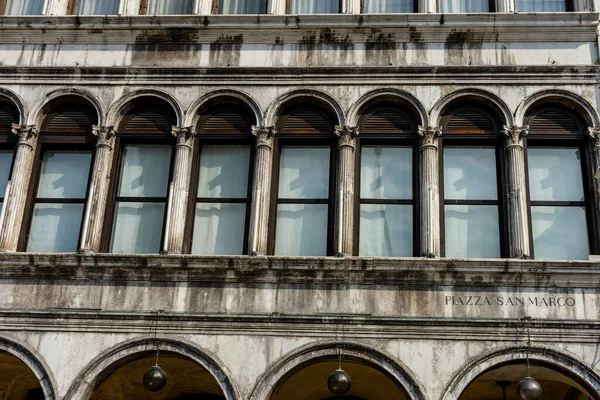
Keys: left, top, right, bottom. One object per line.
{"left": 524, "top": 106, "right": 597, "bottom": 258}
{"left": 360, "top": 0, "right": 418, "bottom": 13}
{"left": 437, "top": 0, "right": 496, "bottom": 12}
{"left": 212, "top": 0, "right": 269, "bottom": 14}
{"left": 439, "top": 105, "right": 508, "bottom": 258}
{"left": 286, "top": 0, "right": 342, "bottom": 14}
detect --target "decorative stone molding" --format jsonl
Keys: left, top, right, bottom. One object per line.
{"left": 418, "top": 126, "right": 442, "bottom": 150}
{"left": 252, "top": 126, "right": 276, "bottom": 149}
{"left": 502, "top": 125, "right": 529, "bottom": 150}
{"left": 171, "top": 126, "right": 196, "bottom": 149}
{"left": 11, "top": 124, "right": 39, "bottom": 149}
{"left": 589, "top": 127, "right": 600, "bottom": 150}
{"left": 92, "top": 125, "right": 116, "bottom": 149}
{"left": 335, "top": 125, "right": 359, "bottom": 149}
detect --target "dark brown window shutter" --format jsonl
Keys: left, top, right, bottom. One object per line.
{"left": 201, "top": 110, "right": 252, "bottom": 134}
{"left": 0, "top": 102, "right": 19, "bottom": 134}
{"left": 41, "top": 104, "right": 97, "bottom": 134}
{"left": 446, "top": 109, "right": 495, "bottom": 134}
{"left": 281, "top": 108, "right": 332, "bottom": 135}
{"left": 529, "top": 109, "right": 581, "bottom": 135}
{"left": 363, "top": 109, "right": 411, "bottom": 134}
{"left": 121, "top": 107, "right": 176, "bottom": 135}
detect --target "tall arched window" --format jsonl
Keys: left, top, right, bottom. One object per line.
{"left": 0, "top": 97, "right": 19, "bottom": 217}
{"left": 516, "top": 0, "right": 572, "bottom": 12}
{"left": 188, "top": 100, "right": 255, "bottom": 255}
{"left": 525, "top": 104, "right": 593, "bottom": 260}
{"left": 288, "top": 0, "right": 340, "bottom": 14}
{"left": 440, "top": 102, "right": 506, "bottom": 258}
{"left": 2, "top": 0, "right": 45, "bottom": 15}
{"left": 23, "top": 97, "right": 97, "bottom": 252}
{"left": 139, "top": 0, "right": 194, "bottom": 15}
{"left": 271, "top": 101, "right": 337, "bottom": 256}
{"left": 213, "top": 0, "right": 267, "bottom": 13}
{"left": 106, "top": 98, "right": 176, "bottom": 254}
{"left": 362, "top": 0, "right": 416, "bottom": 13}
{"left": 68, "top": 0, "right": 119, "bottom": 14}
{"left": 439, "top": 0, "right": 495, "bottom": 12}
{"left": 357, "top": 102, "right": 418, "bottom": 256}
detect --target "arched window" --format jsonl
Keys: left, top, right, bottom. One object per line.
{"left": 1, "top": 0, "right": 45, "bottom": 15}
{"left": 23, "top": 97, "right": 97, "bottom": 252}
{"left": 106, "top": 98, "right": 176, "bottom": 254}
{"left": 0, "top": 98, "right": 19, "bottom": 220}
{"left": 68, "top": 0, "right": 120, "bottom": 15}
{"left": 188, "top": 100, "right": 255, "bottom": 255}
{"left": 440, "top": 103, "right": 505, "bottom": 258}
{"left": 525, "top": 104, "right": 592, "bottom": 260}
{"left": 439, "top": 0, "right": 495, "bottom": 12}
{"left": 271, "top": 101, "right": 337, "bottom": 256}
{"left": 213, "top": 0, "right": 268, "bottom": 14}
{"left": 362, "top": 0, "right": 415, "bottom": 13}
{"left": 357, "top": 102, "right": 418, "bottom": 256}
{"left": 139, "top": 0, "right": 195, "bottom": 15}
{"left": 516, "top": 0, "right": 572, "bottom": 12}
{"left": 288, "top": 0, "right": 340, "bottom": 14}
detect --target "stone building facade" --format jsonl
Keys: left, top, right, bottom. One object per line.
{"left": 1, "top": 0, "right": 600, "bottom": 399}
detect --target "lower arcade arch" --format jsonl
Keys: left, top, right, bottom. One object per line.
{"left": 0, "top": 350, "right": 45, "bottom": 400}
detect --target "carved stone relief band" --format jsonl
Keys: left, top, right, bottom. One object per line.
{"left": 92, "top": 125, "right": 116, "bottom": 150}
{"left": 418, "top": 126, "right": 442, "bottom": 150}
{"left": 11, "top": 124, "right": 39, "bottom": 149}
{"left": 171, "top": 126, "right": 196, "bottom": 149}
{"left": 252, "top": 126, "right": 276, "bottom": 149}
{"left": 335, "top": 125, "right": 359, "bottom": 149}
{"left": 502, "top": 125, "right": 529, "bottom": 150}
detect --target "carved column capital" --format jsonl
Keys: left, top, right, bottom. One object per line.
{"left": 588, "top": 127, "right": 600, "bottom": 150}
{"left": 335, "top": 125, "right": 359, "bottom": 149}
{"left": 503, "top": 125, "right": 529, "bottom": 150}
{"left": 11, "top": 124, "right": 38, "bottom": 149}
{"left": 171, "top": 126, "right": 196, "bottom": 149}
{"left": 252, "top": 126, "right": 277, "bottom": 149}
{"left": 92, "top": 125, "right": 116, "bottom": 150}
{"left": 418, "top": 126, "right": 442, "bottom": 150}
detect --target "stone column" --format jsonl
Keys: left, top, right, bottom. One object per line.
{"left": 573, "top": 0, "right": 596, "bottom": 11}
{"left": 496, "top": 0, "right": 515, "bottom": 12}
{"left": 503, "top": 125, "right": 531, "bottom": 258}
{"left": 269, "top": 0, "right": 286, "bottom": 14}
{"left": 334, "top": 126, "right": 359, "bottom": 256}
{"left": 196, "top": 0, "right": 213, "bottom": 14}
{"left": 248, "top": 126, "right": 276, "bottom": 255}
{"left": 0, "top": 125, "right": 38, "bottom": 251}
{"left": 79, "top": 126, "right": 116, "bottom": 253}
{"left": 343, "top": 0, "right": 361, "bottom": 13}
{"left": 164, "top": 127, "right": 195, "bottom": 254}
{"left": 420, "top": 0, "right": 437, "bottom": 13}
{"left": 588, "top": 127, "right": 600, "bottom": 241}
{"left": 418, "top": 126, "right": 441, "bottom": 257}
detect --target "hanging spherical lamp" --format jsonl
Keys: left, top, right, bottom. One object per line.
{"left": 328, "top": 369, "right": 352, "bottom": 395}
{"left": 143, "top": 365, "right": 167, "bottom": 392}
{"left": 516, "top": 376, "right": 542, "bottom": 400}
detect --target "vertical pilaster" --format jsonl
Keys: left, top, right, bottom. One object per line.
{"left": 80, "top": 126, "right": 116, "bottom": 253}
{"left": 248, "top": 126, "right": 276, "bottom": 255}
{"left": 0, "top": 125, "right": 38, "bottom": 251}
{"left": 335, "top": 126, "right": 359, "bottom": 256}
{"left": 503, "top": 126, "right": 531, "bottom": 258}
{"left": 164, "top": 127, "right": 195, "bottom": 254}
{"left": 418, "top": 126, "right": 441, "bottom": 257}
{"left": 588, "top": 127, "right": 600, "bottom": 246}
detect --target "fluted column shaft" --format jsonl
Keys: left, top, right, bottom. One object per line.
{"left": 589, "top": 127, "right": 600, "bottom": 244}
{"left": 503, "top": 126, "right": 531, "bottom": 258}
{"left": 165, "top": 127, "right": 195, "bottom": 254}
{"left": 0, "top": 125, "right": 38, "bottom": 251}
{"left": 80, "top": 126, "right": 116, "bottom": 253}
{"left": 418, "top": 126, "right": 441, "bottom": 257}
{"left": 248, "top": 127, "right": 276, "bottom": 255}
{"left": 334, "top": 126, "right": 359, "bottom": 256}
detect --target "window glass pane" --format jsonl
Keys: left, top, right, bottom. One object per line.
{"left": 219, "top": 0, "right": 267, "bottom": 13}
{"left": 0, "top": 151, "right": 13, "bottom": 198}
{"left": 193, "top": 203, "right": 246, "bottom": 255}
{"left": 77, "top": 0, "right": 120, "bottom": 14}
{"left": 118, "top": 145, "right": 171, "bottom": 198}
{"left": 361, "top": 146, "right": 412, "bottom": 200}
{"left": 528, "top": 147, "right": 584, "bottom": 202}
{"left": 289, "top": 0, "right": 339, "bottom": 13}
{"left": 5, "top": 0, "right": 44, "bottom": 15}
{"left": 445, "top": 205, "right": 500, "bottom": 258}
{"left": 111, "top": 202, "right": 165, "bottom": 254}
{"left": 444, "top": 147, "right": 497, "bottom": 200}
{"left": 516, "top": 0, "right": 566, "bottom": 12}
{"left": 532, "top": 206, "right": 589, "bottom": 260}
{"left": 147, "top": 0, "right": 194, "bottom": 14}
{"left": 37, "top": 151, "right": 91, "bottom": 199}
{"left": 27, "top": 204, "right": 84, "bottom": 252}
{"left": 364, "top": 0, "right": 414, "bottom": 13}
{"left": 278, "top": 147, "right": 330, "bottom": 199}
{"left": 275, "top": 204, "right": 328, "bottom": 256}
{"left": 439, "top": 0, "right": 489, "bottom": 12}
{"left": 198, "top": 146, "right": 250, "bottom": 199}
{"left": 360, "top": 204, "right": 412, "bottom": 256}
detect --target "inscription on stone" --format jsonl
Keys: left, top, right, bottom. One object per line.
{"left": 445, "top": 295, "right": 575, "bottom": 307}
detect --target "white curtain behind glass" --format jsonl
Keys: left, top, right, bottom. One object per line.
{"left": 365, "top": 0, "right": 414, "bottom": 13}
{"left": 289, "top": 0, "right": 339, "bottom": 14}
{"left": 516, "top": 0, "right": 566, "bottom": 11}
{"left": 147, "top": 0, "right": 194, "bottom": 15}
{"left": 219, "top": 0, "right": 267, "bottom": 14}
{"left": 5, "top": 0, "right": 44, "bottom": 15}
{"left": 439, "top": 0, "right": 488, "bottom": 12}
{"left": 77, "top": 0, "right": 120, "bottom": 15}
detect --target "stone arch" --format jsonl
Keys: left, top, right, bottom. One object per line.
{"left": 249, "top": 340, "right": 427, "bottom": 400}
{"left": 184, "top": 89, "right": 262, "bottom": 128}
{"left": 515, "top": 89, "right": 600, "bottom": 128}
{"left": 440, "top": 345, "right": 600, "bottom": 400}
{"left": 0, "top": 335, "right": 59, "bottom": 400}
{"left": 430, "top": 89, "right": 513, "bottom": 128}
{"left": 0, "top": 88, "right": 26, "bottom": 125}
{"left": 264, "top": 89, "right": 345, "bottom": 127}
{"left": 347, "top": 89, "right": 428, "bottom": 128}
{"left": 27, "top": 87, "right": 104, "bottom": 127}
{"left": 106, "top": 89, "right": 183, "bottom": 128}
{"left": 63, "top": 336, "right": 242, "bottom": 400}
